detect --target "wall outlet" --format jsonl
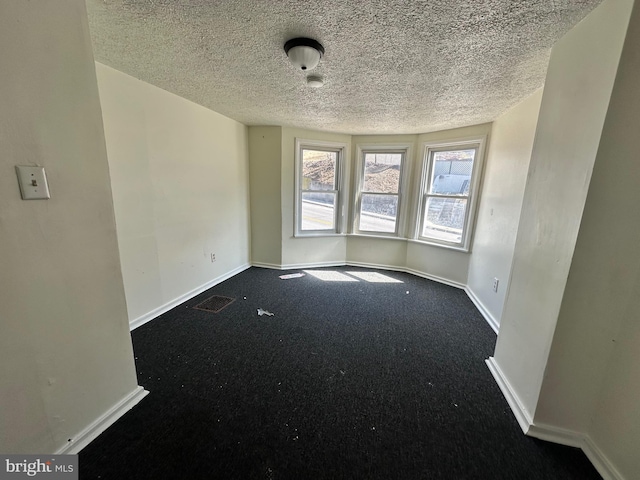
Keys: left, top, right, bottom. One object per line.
{"left": 493, "top": 277, "right": 499, "bottom": 293}
{"left": 211, "top": 253, "right": 216, "bottom": 262}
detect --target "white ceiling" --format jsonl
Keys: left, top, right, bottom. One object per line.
{"left": 86, "top": 0, "right": 602, "bottom": 135}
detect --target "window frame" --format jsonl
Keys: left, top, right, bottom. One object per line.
{"left": 415, "top": 137, "right": 486, "bottom": 251}
{"left": 294, "top": 138, "right": 348, "bottom": 237}
{"left": 353, "top": 144, "right": 411, "bottom": 237}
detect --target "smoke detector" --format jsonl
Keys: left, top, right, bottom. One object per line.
{"left": 307, "top": 76, "right": 324, "bottom": 88}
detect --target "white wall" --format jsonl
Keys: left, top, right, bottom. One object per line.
{"left": 0, "top": 1, "right": 139, "bottom": 453}
{"left": 492, "top": 0, "right": 634, "bottom": 423}
{"left": 538, "top": 2, "right": 640, "bottom": 474}
{"left": 589, "top": 281, "right": 640, "bottom": 480}
{"left": 96, "top": 64, "right": 250, "bottom": 325}
{"left": 405, "top": 242, "right": 470, "bottom": 286}
{"left": 248, "top": 127, "right": 283, "bottom": 267}
{"left": 466, "top": 90, "right": 543, "bottom": 328}
{"left": 347, "top": 237, "right": 408, "bottom": 269}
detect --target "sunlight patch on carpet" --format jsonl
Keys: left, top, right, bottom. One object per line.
{"left": 346, "top": 271, "right": 403, "bottom": 283}
{"left": 304, "top": 270, "right": 359, "bottom": 282}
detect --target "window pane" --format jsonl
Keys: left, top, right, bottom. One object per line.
{"left": 429, "top": 149, "right": 475, "bottom": 195}
{"left": 363, "top": 153, "right": 402, "bottom": 193}
{"left": 301, "top": 192, "right": 336, "bottom": 230}
{"left": 302, "top": 149, "right": 337, "bottom": 191}
{"left": 422, "top": 197, "right": 468, "bottom": 243}
{"left": 359, "top": 194, "right": 398, "bottom": 233}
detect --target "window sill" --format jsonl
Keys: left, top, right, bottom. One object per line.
{"left": 347, "top": 233, "right": 406, "bottom": 242}
{"left": 293, "top": 232, "right": 347, "bottom": 239}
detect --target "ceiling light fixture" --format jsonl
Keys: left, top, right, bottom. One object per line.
{"left": 284, "top": 37, "right": 324, "bottom": 71}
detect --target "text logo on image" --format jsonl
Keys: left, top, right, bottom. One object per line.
{"left": 0, "top": 455, "right": 78, "bottom": 479}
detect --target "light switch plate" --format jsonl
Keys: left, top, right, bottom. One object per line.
{"left": 15, "top": 166, "right": 50, "bottom": 200}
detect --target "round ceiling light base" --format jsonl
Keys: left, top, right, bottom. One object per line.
{"left": 284, "top": 37, "right": 325, "bottom": 71}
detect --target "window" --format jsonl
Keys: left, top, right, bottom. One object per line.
{"left": 417, "top": 139, "right": 485, "bottom": 250}
{"left": 354, "top": 146, "right": 408, "bottom": 235}
{"left": 295, "top": 139, "right": 346, "bottom": 236}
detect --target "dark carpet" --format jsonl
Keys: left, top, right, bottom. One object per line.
{"left": 79, "top": 266, "right": 601, "bottom": 480}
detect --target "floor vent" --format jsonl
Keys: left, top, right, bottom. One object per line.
{"left": 193, "top": 295, "right": 235, "bottom": 313}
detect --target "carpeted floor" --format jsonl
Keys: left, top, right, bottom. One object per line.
{"left": 79, "top": 266, "right": 602, "bottom": 479}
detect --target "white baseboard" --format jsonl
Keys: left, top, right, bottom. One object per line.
{"left": 280, "top": 261, "right": 348, "bottom": 270}
{"left": 251, "top": 262, "right": 285, "bottom": 270}
{"left": 254, "top": 261, "right": 348, "bottom": 270}
{"left": 485, "top": 357, "right": 533, "bottom": 434}
{"left": 486, "top": 357, "right": 624, "bottom": 480}
{"left": 402, "top": 267, "right": 466, "bottom": 290}
{"left": 129, "top": 263, "right": 251, "bottom": 331}
{"left": 56, "top": 386, "right": 148, "bottom": 455}
{"left": 465, "top": 288, "right": 499, "bottom": 334}
{"left": 527, "top": 422, "right": 584, "bottom": 448}
{"left": 583, "top": 435, "right": 625, "bottom": 480}
{"left": 525, "top": 423, "right": 623, "bottom": 480}
{"left": 346, "top": 261, "right": 405, "bottom": 272}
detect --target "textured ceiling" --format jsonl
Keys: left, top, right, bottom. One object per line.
{"left": 86, "top": 0, "right": 602, "bottom": 135}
